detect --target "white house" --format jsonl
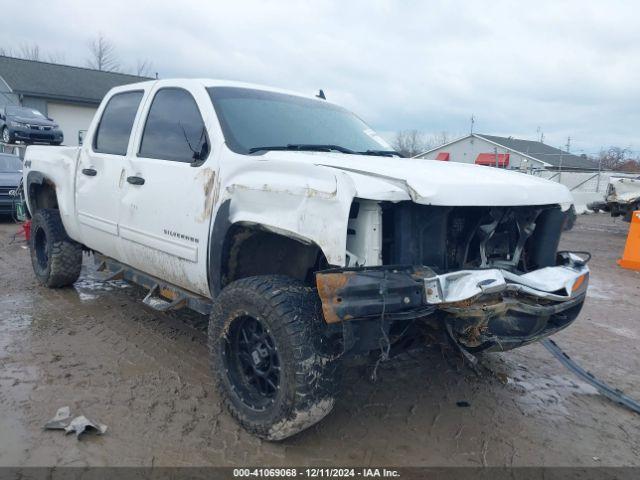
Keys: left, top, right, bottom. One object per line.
{"left": 416, "top": 133, "right": 595, "bottom": 171}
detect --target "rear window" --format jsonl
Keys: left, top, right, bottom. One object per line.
{"left": 93, "top": 91, "right": 143, "bottom": 155}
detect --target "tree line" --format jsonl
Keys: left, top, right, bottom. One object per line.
{"left": 0, "top": 34, "right": 154, "bottom": 77}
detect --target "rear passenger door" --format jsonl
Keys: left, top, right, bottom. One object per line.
{"left": 75, "top": 89, "right": 145, "bottom": 259}
{"left": 118, "top": 84, "right": 219, "bottom": 297}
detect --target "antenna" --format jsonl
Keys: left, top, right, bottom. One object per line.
{"left": 566, "top": 136, "right": 571, "bottom": 153}
{"left": 470, "top": 114, "right": 475, "bottom": 134}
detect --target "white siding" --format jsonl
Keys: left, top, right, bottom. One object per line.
{"left": 418, "top": 136, "right": 546, "bottom": 171}
{"left": 46, "top": 102, "right": 97, "bottom": 146}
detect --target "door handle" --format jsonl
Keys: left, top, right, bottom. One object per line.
{"left": 81, "top": 168, "right": 97, "bottom": 176}
{"left": 127, "top": 176, "right": 145, "bottom": 186}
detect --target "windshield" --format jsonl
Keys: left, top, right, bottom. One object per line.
{"left": 207, "top": 87, "right": 392, "bottom": 155}
{"left": 6, "top": 106, "right": 46, "bottom": 119}
{"left": 0, "top": 154, "right": 22, "bottom": 172}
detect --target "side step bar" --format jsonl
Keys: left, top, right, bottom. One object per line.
{"left": 95, "top": 254, "right": 213, "bottom": 315}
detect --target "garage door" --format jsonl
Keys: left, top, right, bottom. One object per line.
{"left": 47, "top": 102, "right": 98, "bottom": 146}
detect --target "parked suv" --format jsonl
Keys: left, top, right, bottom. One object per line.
{"left": 0, "top": 106, "right": 64, "bottom": 145}
{"left": 22, "top": 79, "right": 589, "bottom": 440}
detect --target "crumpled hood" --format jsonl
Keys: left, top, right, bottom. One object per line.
{"left": 260, "top": 151, "right": 574, "bottom": 207}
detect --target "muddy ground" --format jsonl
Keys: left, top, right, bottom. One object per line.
{"left": 0, "top": 213, "right": 639, "bottom": 467}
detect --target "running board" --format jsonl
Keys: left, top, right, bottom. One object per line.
{"left": 94, "top": 254, "right": 213, "bottom": 316}
{"left": 142, "top": 284, "right": 188, "bottom": 312}
{"left": 542, "top": 339, "right": 640, "bottom": 416}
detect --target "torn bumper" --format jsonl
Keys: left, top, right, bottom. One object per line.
{"left": 315, "top": 253, "right": 589, "bottom": 351}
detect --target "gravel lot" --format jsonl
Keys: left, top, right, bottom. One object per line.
{"left": 0, "top": 213, "right": 639, "bottom": 467}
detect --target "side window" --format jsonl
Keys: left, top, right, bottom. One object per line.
{"left": 139, "top": 88, "right": 209, "bottom": 163}
{"left": 93, "top": 91, "right": 143, "bottom": 155}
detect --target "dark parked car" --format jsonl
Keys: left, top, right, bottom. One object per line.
{"left": 0, "top": 106, "right": 63, "bottom": 145}
{"left": 0, "top": 153, "right": 22, "bottom": 215}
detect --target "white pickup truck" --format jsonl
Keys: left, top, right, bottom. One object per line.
{"left": 23, "top": 79, "right": 590, "bottom": 440}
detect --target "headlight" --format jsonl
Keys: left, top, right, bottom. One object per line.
{"left": 9, "top": 121, "right": 26, "bottom": 127}
{"left": 52, "top": 124, "right": 59, "bottom": 129}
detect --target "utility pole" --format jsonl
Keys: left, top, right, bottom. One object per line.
{"left": 494, "top": 146, "right": 499, "bottom": 168}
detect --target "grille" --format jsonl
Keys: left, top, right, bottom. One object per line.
{"left": 0, "top": 186, "right": 16, "bottom": 198}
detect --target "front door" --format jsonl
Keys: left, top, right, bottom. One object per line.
{"left": 118, "top": 85, "right": 218, "bottom": 297}
{"left": 75, "top": 89, "right": 145, "bottom": 259}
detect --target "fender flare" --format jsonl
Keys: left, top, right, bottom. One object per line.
{"left": 208, "top": 200, "right": 231, "bottom": 297}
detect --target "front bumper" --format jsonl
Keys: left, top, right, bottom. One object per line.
{"left": 10, "top": 126, "right": 63, "bottom": 144}
{"left": 315, "top": 253, "right": 589, "bottom": 351}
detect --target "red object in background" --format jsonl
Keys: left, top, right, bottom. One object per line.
{"left": 435, "top": 152, "right": 450, "bottom": 161}
{"left": 22, "top": 220, "right": 31, "bottom": 242}
{"left": 475, "top": 153, "right": 510, "bottom": 167}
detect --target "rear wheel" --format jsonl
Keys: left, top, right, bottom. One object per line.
{"left": 208, "top": 275, "right": 339, "bottom": 441}
{"left": 30, "top": 209, "right": 83, "bottom": 287}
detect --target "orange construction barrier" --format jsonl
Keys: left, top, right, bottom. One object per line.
{"left": 618, "top": 210, "right": 640, "bottom": 271}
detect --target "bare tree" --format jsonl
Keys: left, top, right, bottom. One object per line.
{"left": 46, "top": 51, "right": 67, "bottom": 64}
{"left": 426, "top": 131, "right": 451, "bottom": 149}
{"left": 597, "top": 146, "right": 631, "bottom": 171}
{"left": 393, "top": 130, "right": 427, "bottom": 157}
{"left": 0, "top": 46, "right": 15, "bottom": 57}
{"left": 19, "top": 43, "right": 41, "bottom": 61}
{"left": 86, "top": 34, "right": 119, "bottom": 71}
{"left": 135, "top": 58, "right": 153, "bottom": 77}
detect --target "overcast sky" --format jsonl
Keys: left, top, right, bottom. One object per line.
{"left": 2, "top": 0, "right": 639, "bottom": 155}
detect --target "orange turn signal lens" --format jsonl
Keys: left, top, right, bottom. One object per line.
{"left": 572, "top": 274, "right": 587, "bottom": 293}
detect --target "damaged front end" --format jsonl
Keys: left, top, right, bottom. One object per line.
{"left": 315, "top": 201, "right": 589, "bottom": 354}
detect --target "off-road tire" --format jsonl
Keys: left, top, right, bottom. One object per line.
{"left": 208, "top": 275, "right": 339, "bottom": 441}
{"left": 30, "top": 209, "right": 83, "bottom": 287}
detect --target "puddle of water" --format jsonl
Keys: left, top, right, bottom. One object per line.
{"left": 510, "top": 374, "right": 598, "bottom": 416}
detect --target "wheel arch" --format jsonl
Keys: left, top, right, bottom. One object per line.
{"left": 208, "top": 200, "right": 329, "bottom": 297}
{"left": 26, "top": 171, "right": 59, "bottom": 214}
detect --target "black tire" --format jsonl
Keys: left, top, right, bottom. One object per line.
{"left": 623, "top": 204, "right": 638, "bottom": 223}
{"left": 208, "top": 275, "right": 339, "bottom": 441}
{"left": 1, "top": 127, "right": 12, "bottom": 144}
{"left": 30, "top": 209, "right": 83, "bottom": 287}
{"left": 563, "top": 205, "right": 577, "bottom": 231}
{"left": 52, "top": 141, "right": 62, "bottom": 146}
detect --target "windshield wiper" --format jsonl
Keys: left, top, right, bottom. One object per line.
{"left": 357, "top": 150, "right": 403, "bottom": 158}
{"left": 249, "top": 144, "right": 355, "bottom": 154}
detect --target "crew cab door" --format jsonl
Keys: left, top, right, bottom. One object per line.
{"left": 117, "top": 84, "right": 218, "bottom": 297}
{"left": 75, "top": 89, "right": 146, "bottom": 258}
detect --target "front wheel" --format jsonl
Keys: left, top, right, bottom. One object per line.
{"left": 1, "top": 127, "right": 12, "bottom": 144}
{"left": 208, "top": 275, "right": 339, "bottom": 441}
{"left": 30, "top": 209, "right": 83, "bottom": 287}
